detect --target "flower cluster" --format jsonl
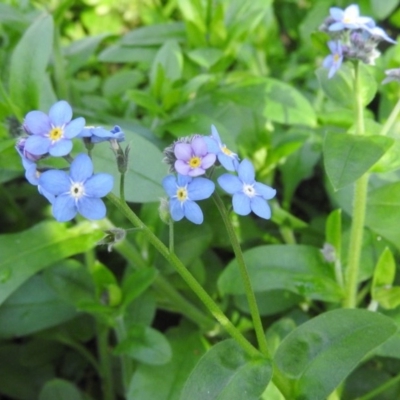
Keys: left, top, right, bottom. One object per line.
{"left": 320, "top": 4, "right": 396, "bottom": 78}
{"left": 16, "top": 100, "right": 120, "bottom": 222}
{"left": 162, "top": 126, "right": 276, "bottom": 224}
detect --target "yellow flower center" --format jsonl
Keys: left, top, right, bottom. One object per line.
{"left": 188, "top": 156, "right": 201, "bottom": 169}
{"left": 333, "top": 53, "right": 340, "bottom": 62}
{"left": 49, "top": 127, "right": 64, "bottom": 141}
{"left": 221, "top": 145, "right": 233, "bottom": 156}
{"left": 70, "top": 182, "right": 85, "bottom": 199}
{"left": 176, "top": 187, "right": 188, "bottom": 202}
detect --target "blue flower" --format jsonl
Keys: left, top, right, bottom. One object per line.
{"left": 218, "top": 159, "right": 276, "bottom": 219}
{"left": 364, "top": 20, "right": 397, "bottom": 44}
{"left": 23, "top": 100, "right": 85, "bottom": 157}
{"left": 174, "top": 136, "right": 216, "bottom": 177}
{"left": 329, "top": 5, "right": 373, "bottom": 31}
{"left": 78, "top": 125, "right": 125, "bottom": 143}
{"left": 162, "top": 174, "right": 215, "bottom": 224}
{"left": 323, "top": 41, "right": 343, "bottom": 79}
{"left": 39, "top": 153, "right": 114, "bottom": 222}
{"left": 204, "top": 125, "right": 239, "bottom": 172}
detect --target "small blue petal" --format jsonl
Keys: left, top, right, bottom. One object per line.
{"left": 25, "top": 135, "right": 50, "bottom": 155}
{"left": 70, "top": 153, "right": 93, "bottom": 182}
{"left": 177, "top": 174, "right": 192, "bottom": 187}
{"left": 170, "top": 198, "right": 184, "bottom": 221}
{"left": 49, "top": 139, "right": 73, "bottom": 157}
{"left": 204, "top": 136, "right": 219, "bottom": 154}
{"left": 78, "top": 197, "right": 106, "bottom": 220}
{"left": 49, "top": 100, "right": 72, "bottom": 126}
{"left": 254, "top": 182, "right": 276, "bottom": 200}
{"left": 85, "top": 173, "right": 114, "bottom": 197}
{"left": 232, "top": 193, "right": 251, "bottom": 215}
{"left": 24, "top": 111, "right": 51, "bottom": 135}
{"left": 218, "top": 174, "right": 242, "bottom": 194}
{"left": 183, "top": 200, "right": 203, "bottom": 224}
{"left": 187, "top": 177, "right": 215, "bottom": 201}
{"left": 163, "top": 175, "right": 178, "bottom": 197}
{"left": 53, "top": 194, "right": 77, "bottom": 222}
{"left": 218, "top": 153, "right": 238, "bottom": 172}
{"left": 39, "top": 170, "right": 70, "bottom": 195}
{"left": 250, "top": 196, "right": 271, "bottom": 219}
{"left": 64, "top": 117, "right": 86, "bottom": 139}
{"left": 237, "top": 159, "right": 255, "bottom": 183}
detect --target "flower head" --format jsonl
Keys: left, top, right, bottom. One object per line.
{"left": 382, "top": 68, "right": 400, "bottom": 85}
{"left": 23, "top": 100, "right": 85, "bottom": 157}
{"left": 39, "top": 153, "right": 113, "bottom": 221}
{"left": 174, "top": 136, "right": 216, "bottom": 176}
{"left": 204, "top": 125, "right": 239, "bottom": 172}
{"left": 218, "top": 159, "right": 276, "bottom": 219}
{"left": 79, "top": 125, "right": 125, "bottom": 143}
{"left": 364, "top": 20, "right": 397, "bottom": 44}
{"left": 162, "top": 174, "right": 215, "bottom": 224}
{"left": 329, "top": 5, "right": 373, "bottom": 31}
{"left": 323, "top": 41, "right": 344, "bottom": 78}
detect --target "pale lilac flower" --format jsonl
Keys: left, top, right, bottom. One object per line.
{"left": 162, "top": 174, "right": 215, "bottom": 224}
{"left": 329, "top": 5, "right": 373, "bottom": 31}
{"left": 218, "top": 159, "right": 276, "bottom": 219}
{"left": 323, "top": 41, "right": 344, "bottom": 78}
{"left": 174, "top": 136, "right": 216, "bottom": 177}
{"left": 39, "top": 153, "right": 113, "bottom": 221}
{"left": 204, "top": 125, "right": 239, "bottom": 172}
{"left": 23, "top": 100, "right": 85, "bottom": 157}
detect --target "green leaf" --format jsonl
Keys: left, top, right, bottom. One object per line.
{"left": 373, "top": 287, "right": 400, "bottom": 309}
{"left": 264, "top": 78, "right": 317, "bottom": 127}
{"left": 114, "top": 324, "right": 172, "bottom": 365}
{"left": 366, "top": 182, "right": 400, "bottom": 249}
{"left": 121, "top": 268, "right": 158, "bottom": 310}
{"left": 122, "top": 22, "right": 186, "bottom": 46}
{"left": 316, "top": 63, "right": 377, "bottom": 108}
{"left": 91, "top": 129, "right": 165, "bottom": 203}
{"left": 0, "top": 221, "right": 103, "bottom": 306}
{"left": 127, "top": 89, "right": 164, "bottom": 115}
{"left": 274, "top": 309, "right": 397, "bottom": 400}
{"left": 372, "top": 247, "right": 396, "bottom": 289}
{"left": 326, "top": 209, "right": 342, "bottom": 261}
{"left": 39, "top": 379, "right": 84, "bottom": 400}
{"left": 323, "top": 132, "right": 393, "bottom": 190}
{"left": 218, "top": 245, "right": 342, "bottom": 302}
{"left": 0, "top": 275, "right": 77, "bottom": 338}
{"left": 9, "top": 13, "right": 54, "bottom": 112}
{"left": 180, "top": 339, "right": 272, "bottom": 400}
{"left": 127, "top": 326, "right": 207, "bottom": 400}
{"left": 371, "top": 0, "right": 399, "bottom": 19}
{"left": 187, "top": 47, "right": 224, "bottom": 69}
{"left": 98, "top": 45, "right": 157, "bottom": 64}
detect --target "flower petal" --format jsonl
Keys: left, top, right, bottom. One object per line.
{"left": 232, "top": 193, "right": 251, "bottom": 215}
{"left": 254, "top": 182, "right": 276, "bottom": 200}
{"left": 250, "top": 196, "right": 271, "bottom": 219}
{"left": 211, "top": 125, "right": 222, "bottom": 142}
{"left": 177, "top": 174, "right": 192, "bottom": 187}
{"left": 188, "top": 177, "right": 215, "bottom": 200}
{"left": 183, "top": 200, "right": 203, "bottom": 224}
{"left": 53, "top": 194, "right": 77, "bottom": 222}
{"left": 175, "top": 160, "right": 191, "bottom": 175}
{"left": 70, "top": 153, "right": 93, "bottom": 182}
{"left": 191, "top": 137, "right": 207, "bottom": 156}
{"left": 49, "top": 139, "right": 73, "bottom": 157}
{"left": 24, "top": 135, "right": 50, "bottom": 155}
{"left": 204, "top": 136, "right": 219, "bottom": 154}
{"left": 237, "top": 159, "right": 255, "bottom": 183}
{"left": 218, "top": 174, "right": 242, "bottom": 194}
{"left": 170, "top": 199, "right": 184, "bottom": 221}
{"left": 85, "top": 173, "right": 114, "bottom": 197}
{"left": 218, "top": 153, "right": 238, "bottom": 172}
{"left": 188, "top": 167, "right": 205, "bottom": 177}
{"left": 64, "top": 117, "right": 86, "bottom": 139}
{"left": 163, "top": 175, "right": 178, "bottom": 197}
{"left": 49, "top": 100, "right": 72, "bottom": 126}
{"left": 78, "top": 197, "right": 107, "bottom": 220}
{"left": 329, "top": 7, "right": 344, "bottom": 20}
{"left": 174, "top": 143, "right": 192, "bottom": 161}
{"left": 39, "top": 170, "right": 70, "bottom": 195}
{"left": 201, "top": 153, "right": 216, "bottom": 169}
{"left": 24, "top": 111, "right": 51, "bottom": 135}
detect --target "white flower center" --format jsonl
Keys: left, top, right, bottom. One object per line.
{"left": 243, "top": 183, "right": 256, "bottom": 198}
{"left": 175, "top": 186, "right": 188, "bottom": 203}
{"left": 70, "top": 182, "right": 85, "bottom": 199}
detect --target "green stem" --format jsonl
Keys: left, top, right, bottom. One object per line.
{"left": 212, "top": 192, "right": 270, "bottom": 358}
{"left": 96, "top": 321, "right": 115, "bottom": 400}
{"left": 343, "top": 61, "right": 368, "bottom": 309}
{"left": 380, "top": 97, "right": 400, "bottom": 136}
{"left": 357, "top": 373, "right": 400, "bottom": 400}
{"left": 107, "top": 193, "right": 260, "bottom": 359}
{"left": 169, "top": 220, "right": 174, "bottom": 253}
{"left": 114, "top": 315, "right": 134, "bottom": 395}
{"left": 120, "top": 173, "right": 126, "bottom": 202}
